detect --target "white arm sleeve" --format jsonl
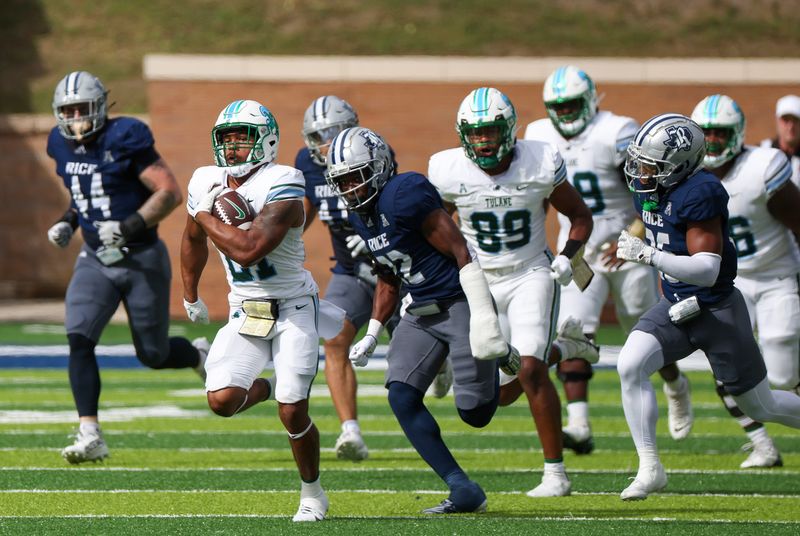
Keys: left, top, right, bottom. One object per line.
{"left": 459, "top": 262, "right": 509, "bottom": 360}
{"left": 651, "top": 250, "right": 721, "bottom": 287}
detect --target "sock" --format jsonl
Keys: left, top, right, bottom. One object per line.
{"left": 79, "top": 421, "right": 100, "bottom": 436}
{"left": 544, "top": 461, "right": 566, "bottom": 476}
{"left": 664, "top": 374, "right": 687, "bottom": 395}
{"left": 387, "top": 381, "right": 460, "bottom": 481}
{"left": 342, "top": 420, "right": 360, "bottom": 435}
{"left": 567, "top": 401, "right": 589, "bottom": 427}
{"left": 746, "top": 425, "right": 769, "bottom": 444}
{"left": 300, "top": 476, "right": 323, "bottom": 498}
{"left": 67, "top": 333, "right": 100, "bottom": 416}
{"left": 637, "top": 446, "right": 660, "bottom": 468}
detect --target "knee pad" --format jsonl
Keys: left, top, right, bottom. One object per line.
{"left": 556, "top": 362, "right": 594, "bottom": 383}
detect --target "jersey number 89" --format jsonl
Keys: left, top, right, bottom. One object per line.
{"left": 470, "top": 209, "right": 531, "bottom": 253}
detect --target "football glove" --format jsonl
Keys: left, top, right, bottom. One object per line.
{"left": 47, "top": 222, "right": 73, "bottom": 248}
{"left": 349, "top": 334, "right": 377, "bottom": 367}
{"left": 346, "top": 234, "right": 368, "bottom": 258}
{"left": 617, "top": 230, "right": 656, "bottom": 265}
{"left": 190, "top": 184, "right": 225, "bottom": 218}
{"left": 183, "top": 298, "right": 210, "bottom": 324}
{"left": 549, "top": 254, "right": 573, "bottom": 286}
{"left": 96, "top": 220, "right": 126, "bottom": 247}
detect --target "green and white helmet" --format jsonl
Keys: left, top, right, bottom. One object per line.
{"left": 212, "top": 99, "right": 279, "bottom": 177}
{"left": 52, "top": 71, "right": 108, "bottom": 141}
{"left": 690, "top": 94, "right": 746, "bottom": 169}
{"left": 543, "top": 65, "right": 598, "bottom": 137}
{"left": 456, "top": 87, "right": 518, "bottom": 169}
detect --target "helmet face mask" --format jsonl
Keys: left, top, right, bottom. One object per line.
{"left": 52, "top": 71, "right": 108, "bottom": 141}
{"left": 625, "top": 114, "right": 706, "bottom": 194}
{"left": 302, "top": 96, "right": 359, "bottom": 165}
{"left": 325, "top": 127, "right": 393, "bottom": 212}
{"left": 212, "top": 100, "right": 279, "bottom": 178}
{"left": 690, "top": 94, "right": 745, "bottom": 169}
{"left": 456, "top": 87, "right": 518, "bottom": 170}
{"left": 543, "top": 66, "right": 598, "bottom": 138}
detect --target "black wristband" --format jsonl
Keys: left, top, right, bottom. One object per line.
{"left": 56, "top": 209, "right": 79, "bottom": 231}
{"left": 119, "top": 212, "right": 147, "bottom": 240}
{"left": 560, "top": 238, "right": 583, "bottom": 259}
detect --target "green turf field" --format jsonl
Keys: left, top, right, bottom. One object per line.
{"left": 0, "top": 356, "right": 798, "bottom": 534}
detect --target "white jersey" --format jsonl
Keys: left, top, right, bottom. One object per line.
{"left": 525, "top": 111, "right": 638, "bottom": 266}
{"left": 722, "top": 146, "right": 800, "bottom": 278}
{"left": 428, "top": 140, "right": 566, "bottom": 270}
{"left": 187, "top": 163, "right": 318, "bottom": 306}
{"left": 760, "top": 138, "right": 800, "bottom": 186}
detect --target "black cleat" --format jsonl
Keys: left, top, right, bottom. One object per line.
{"left": 422, "top": 498, "right": 487, "bottom": 514}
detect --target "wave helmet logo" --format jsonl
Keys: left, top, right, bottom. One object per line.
{"left": 663, "top": 125, "right": 694, "bottom": 152}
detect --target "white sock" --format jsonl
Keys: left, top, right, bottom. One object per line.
{"left": 342, "top": 419, "right": 360, "bottom": 434}
{"left": 567, "top": 401, "right": 589, "bottom": 427}
{"left": 664, "top": 374, "right": 687, "bottom": 395}
{"left": 746, "top": 426, "right": 769, "bottom": 444}
{"left": 300, "top": 476, "right": 324, "bottom": 499}
{"left": 543, "top": 461, "right": 566, "bottom": 476}
{"left": 79, "top": 421, "right": 100, "bottom": 435}
{"left": 637, "top": 447, "right": 660, "bottom": 469}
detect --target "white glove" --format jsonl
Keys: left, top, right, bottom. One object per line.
{"left": 349, "top": 334, "right": 377, "bottom": 367}
{"left": 346, "top": 234, "right": 368, "bottom": 258}
{"left": 183, "top": 298, "right": 210, "bottom": 324}
{"left": 47, "top": 222, "right": 73, "bottom": 248}
{"left": 616, "top": 230, "right": 656, "bottom": 265}
{"left": 96, "top": 220, "right": 125, "bottom": 247}
{"left": 190, "top": 184, "right": 225, "bottom": 218}
{"left": 549, "top": 254, "right": 573, "bottom": 286}
{"left": 459, "top": 262, "right": 509, "bottom": 360}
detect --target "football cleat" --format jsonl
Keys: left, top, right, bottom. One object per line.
{"left": 663, "top": 376, "right": 693, "bottom": 441}
{"left": 562, "top": 422, "right": 595, "bottom": 455}
{"left": 334, "top": 430, "right": 369, "bottom": 461}
{"left": 192, "top": 337, "right": 210, "bottom": 381}
{"left": 526, "top": 472, "right": 572, "bottom": 497}
{"left": 429, "top": 359, "right": 453, "bottom": 399}
{"left": 740, "top": 438, "right": 783, "bottom": 469}
{"left": 620, "top": 462, "right": 667, "bottom": 501}
{"left": 292, "top": 491, "right": 328, "bottom": 522}
{"left": 61, "top": 429, "right": 109, "bottom": 464}
{"left": 422, "top": 498, "right": 487, "bottom": 514}
{"left": 556, "top": 317, "right": 599, "bottom": 364}
{"left": 499, "top": 345, "right": 521, "bottom": 376}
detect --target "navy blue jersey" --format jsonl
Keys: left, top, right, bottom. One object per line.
{"left": 296, "top": 147, "right": 359, "bottom": 275}
{"left": 634, "top": 170, "right": 737, "bottom": 304}
{"left": 47, "top": 117, "right": 159, "bottom": 250}
{"left": 348, "top": 172, "right": 464, "bottom": 303}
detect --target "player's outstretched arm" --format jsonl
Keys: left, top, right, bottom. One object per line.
{"left": 196, "top": 199, "right": 305, "bottom": 267}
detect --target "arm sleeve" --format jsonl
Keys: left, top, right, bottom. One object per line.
{"left": 652, "top": 250, "right": 721, "bottom": 287}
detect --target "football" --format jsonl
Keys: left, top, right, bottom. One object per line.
{"left": 212, "top": 188, "right": 255, "bottom": 229}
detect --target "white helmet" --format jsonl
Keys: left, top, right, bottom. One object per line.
{"left": 625, "top": 113, "right": 706, "bottom": 193}
{"left": 325, "top": 127, "right": 394, "bottom": 212}
{"left": 543, "top": 65, "right": 598, "bottom": 137}
{"left": 456, "top": 87, "right": 518, "bottom": 169}
{"left": 212, "top": 100, "right": 279, "bottom": 178}
{"left": 52, "top": 71, "right": 108, "bottom": 141}
{"left": 690, "top": 94, "right": 746, "bottom": 169}
{"left": 302, "top": 95, "right": 359, "bottom": 165}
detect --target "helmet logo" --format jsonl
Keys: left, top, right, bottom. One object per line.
{"left": 357, "top": 128, "right": 385, "bottom": 153}
{"left": 664, "top": 125, "right": 694, "bottom": 152}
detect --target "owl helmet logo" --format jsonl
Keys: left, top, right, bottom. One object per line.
{"left": 664, "top": 125, "right": 694, "bottom": 152}
{"left": 357, "top": 128, "right": 385, "bottom": 153}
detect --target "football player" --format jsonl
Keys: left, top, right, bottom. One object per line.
{"left": 761, "top": 95, "right": 800, "bottom": 182}
{"left": 524, "top": 66, "right": 694, "bottom": 452}
{"left": 428, "top": 87, "right": 600, "bottom": 497}
{"left": 181, "top": 100, "right": 327, "bottom": 522}
{"left": 692, "top": 94, "right": 800, "bottom": 468}
{"left": 326, "top": 126, "right": 516, "bottom": 514}
{"left": 295, "top": 96, "right": 451, "bottom": 462}
{"left": 616, "top": 113, "right": 800, "bottom": 500}
{"left": 46, "top": 71, "right": 207, "bottom": 465}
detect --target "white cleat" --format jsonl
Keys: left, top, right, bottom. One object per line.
{"left": 335, "top": 430, "right": 369, "bottom": 461}
{"left": 191, "top": 337, "right": 210, "bottom": 381}
{"left": 61, "top": 429, "right": 109, "bottom": 464}
{"left": 556, "top": 317, "right": 599, "bottom": 364}
{"left": 663, "top": 376, "right": 693, "bottom": 440}
{"left": 526, "top": 472, "right": 572, "bottom": 497}
{"left": 429, "top": 359, "right": 453, "bottom": 399}
{"left": 620, "top": 463, "right": 667, "bottom": 501}
{"left": 292, "top": 491, "right": 329, "bottom": 522}
{"left": 740, "top": 438, "right": 783, "bottom": 468}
